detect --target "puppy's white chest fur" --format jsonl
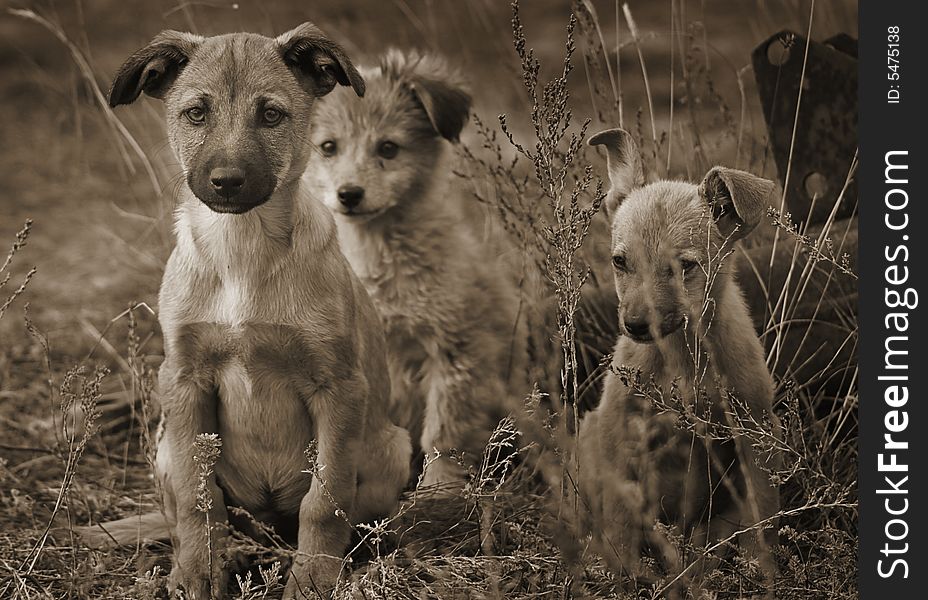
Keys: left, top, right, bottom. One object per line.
{"left": 215, "top": 276, "right": 252, "bottom": 325}
{"left": 215, "top": 355, "right": 314, "bottom": 514}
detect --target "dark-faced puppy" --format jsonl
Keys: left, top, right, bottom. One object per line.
{"left": 105, "top": 24, "right": 411, "bottom": 599}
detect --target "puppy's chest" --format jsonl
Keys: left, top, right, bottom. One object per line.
{"left": 611, "top": 339, "right": 726, "bottom": 418}
{"left": 357, "top": 266, "right": 440, "bottom": 320}
{"left": 607, "top": 343, "right": 735, "bottom": 522}
{"left": 168, "top": 322, "right": 332, "bottom": 512}
{"left": 342, "top": 237, "right": 445, "bottom": 316}
{"left": 382, "top": 317, "right": 440, "bottom": 391}
{"left": 202, "top": 274, "right": 289, "bottom": 325}
{"left": 170, "top": 321, "right": 334, "bottom": 387}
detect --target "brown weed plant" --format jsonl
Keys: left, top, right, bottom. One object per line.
{"left": 0, "top": 221, "right": 36, "bottom": 323}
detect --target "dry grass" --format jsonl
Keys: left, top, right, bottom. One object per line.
{"left": 0, "top": 0, "right": 856, "bottom": 598}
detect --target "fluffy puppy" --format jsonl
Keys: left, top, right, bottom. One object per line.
{"left": 303, "top": 50, "right": 521, "bottom": 490}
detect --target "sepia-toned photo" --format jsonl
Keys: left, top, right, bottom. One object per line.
{"left": 0, "top": 1, "right": 858, "bottom": 598}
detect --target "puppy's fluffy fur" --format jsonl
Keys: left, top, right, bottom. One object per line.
{"left": 577, "top": 129, "right": 782, "bottom": 593}
{"left": 304, "top": 50, "right": 522, "bottom": 488}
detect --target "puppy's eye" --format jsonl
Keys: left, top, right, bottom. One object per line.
{"left": 262, "top": 108, "right": 284, "bottom": 126}
{"left": 184, "top": 107, "right": 206, "bottom": 125}
{"left": 612, "top": 255, "right": 628, "bottom": 271}
{"left": 680, "top": 259, "right": 699, "bottom": 273}
{"left": 377, "top": 141, "right": 399, "bottom": 159}
{"left": 320, "top": 141, "right": 337, "bottom": 157}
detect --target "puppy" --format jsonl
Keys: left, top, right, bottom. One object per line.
{"left": 104, "top": 24, "right": 411, "bottom": 598}
{"left": 303, "top": 50, "right": 521, "bottom": 490}
{"left": 576, "top": 129, "right": 782, "bottom": 593}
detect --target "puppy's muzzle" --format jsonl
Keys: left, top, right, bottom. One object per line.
{"left": 210, "top": 167, "right": 246, "bottom": 199}
{"left": 622, "top": 314, "right": 685, "bottom": 343}
{"left": 337, "top": 184, "right": 365, "bottom": 210}
{"left": 623, "top": 317, "right": 650, "bottom": 339}
{"left": 189, "top": 160, "right": 275, "bottom": 214}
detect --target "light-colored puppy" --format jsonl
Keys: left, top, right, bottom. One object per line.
{"left": 303, "top": 50, "right": 520, "bottom": 490}
{"left": 577, "top": 129, "right": 782, "bottom": 592}
{"left": 103, "top": 24, "right": 411, "bottom": 599}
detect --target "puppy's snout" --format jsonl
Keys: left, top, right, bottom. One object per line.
{"left": 623, "top": 317, "right": 650, "bottom": 338}
{"left": 210, "top": 167, "right": 246, "bottom": 198}
{"left": 337, "top": 184, "right": 365, "bottom": 209}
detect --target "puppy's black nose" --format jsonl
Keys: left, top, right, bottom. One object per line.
{"left": 210, "top": 168, "right": 246, "bottom": 198}
{"left": 624, "top": 318, "right": 650, "bottom": 338}
{"left": 337, "top": 184, "right": 365, "bottom": 209}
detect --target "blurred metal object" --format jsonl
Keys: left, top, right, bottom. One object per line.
{"left": 752, "top": 30, "right": 858, "bottom": 225}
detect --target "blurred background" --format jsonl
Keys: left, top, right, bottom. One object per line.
{"left": 0, "top": 0, "right": 856, "bottom": 350}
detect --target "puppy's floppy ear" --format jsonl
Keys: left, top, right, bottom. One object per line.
{"left": 699, "top": 167, "right": 775, "bottom": 241}
{"left": 587, "top": 128, "right": 643, "bottom": 217}
{"left": 277, "top": 22, "right": 365, "bottom": 98}
{"left": 409, "top": 76, "right": 472, "bottom": 142}
{"left": 109, "top": 30, "right": 202, "bottom": 107}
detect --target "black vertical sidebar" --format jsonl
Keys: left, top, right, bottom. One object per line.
{"left": 859, "top": 1, "right": 926, "bottom": 597}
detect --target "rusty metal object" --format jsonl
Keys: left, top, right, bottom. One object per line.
{"left": 752, "top": 31, "right": 858, "bottom": 225}
{"left": 737, "top": 218, "right": 858, "bottom": 395}
{"left": 822, "top": 33, "right": 858, "bottom": 58}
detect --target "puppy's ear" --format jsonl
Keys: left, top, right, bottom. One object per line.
{"left": 277, "top": 23, "right": 365, "bottom": 98}
{"left": 109, "top": 31, "right": 202, "bottom": 107}
{"left": 699, "top": 167, "right": 775, "bottom": 241}
{"left": 409, "top": 76, "right": 471, "bottom": 142}
{"left": 587, "top": 128, "right": 643, "bottom": 217}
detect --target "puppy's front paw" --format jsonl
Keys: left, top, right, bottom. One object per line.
{"left": 283, "top": 555, "right": 342, "bottom": 599}
{"left": 168, "top": 555, "right": 228, "bottom": 599}
{"left": 168, "top": 567, "right": 229, "bottom": 600}
{"left": 420, "top": 456, "right": 467, "bottom": 494}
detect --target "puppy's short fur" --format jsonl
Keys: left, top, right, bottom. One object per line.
{"left": 107, "top": 24, "right": 411, "bottom": 599}
{"left": 577, "top": 129, "right": 782, "bottom": 592}
{"left": 303, "top": 50, "right": 521, "bottom": 489}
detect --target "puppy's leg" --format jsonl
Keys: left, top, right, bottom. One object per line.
{"left": 576, "top": 377, "right": 647, "bottom": 586}
{"left": 354, "top": 423, "right": 412, "bottom": 524}
{"left": 735, "top": 434, "right": 781, "bottom": 595}
{"left": 724, "top": 383, "right": 782, "bottom": 595}
{"left": 664, "top": 437, "right": 718, "bottom": 593}
{"left": 420, "top": 364, "right": 505, "bottom": 490}
{"left": 574, "top": 410, "right": 605, "bottom": 530}
{"left": 284, "top": 380, "right": 366, "bottom": 599}
{"left": 159, "top": 364, "right": 229, "bottom": 600}
{"left": 745, "top": 407, "right": 781, "bottom": 560}
{"left": 577, "top": 408, "right": 641, "bottom": 576}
